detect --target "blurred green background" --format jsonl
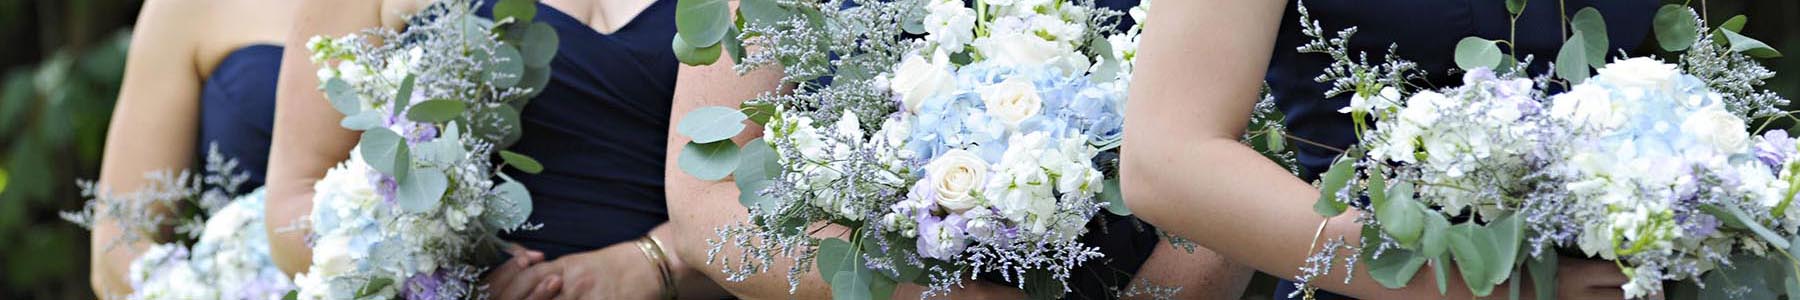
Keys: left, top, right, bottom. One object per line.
{"left": 0, "top": 0, "right": 1792, "bottom": 299}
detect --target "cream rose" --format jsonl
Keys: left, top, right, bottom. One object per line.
{"left": 1595, "top": 57, "right": 1679, "bottom": 90}
{"left": 925, "top": 149, "right": 990, "bottom": 212}
{"left": 890, "top": 51, "right": 958, "bottom": 113}
{"left": 973, "top": 32, "right": 1063, "bottom": 67}
{"left": 1682, "top": 105, "right": 1750, "bottom": 153}
{"left": 980, "top": 78, "right": 1044, "bottom": 129}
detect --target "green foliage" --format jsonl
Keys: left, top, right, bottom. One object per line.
{"left": 679, "top": 140, "right": 741, "bottom": 181}
{"left": 1654, "top": 5, "right": 1699, "bottom": 52}
{"left": 395, "top": 166, "right": 449, "bottom": 213}
{"left": 486, "top": 180, "right": 533, "bottom": 229}
{"left": 1100, "top": 178, "right": 1130, "bottom": 216}
{"left": 494, "top": 0, "right": 538, "bottom": 25}
{"left": 1454, "top": 37, "right": 1504, "bottom": 71}
{"left": 671, "top": 33, "right": 724, "bottom": 66}
{"left": 1364, "top": 248, "right": 1429, "bottom": 289}
{"left": 675, "top": 0, "right": 732, "bottom": 48}
{"left": 1313, "top": 155, "right": 1356, "bottom": 217}
{"left": 1555, "top": 32, "right": 1590, "bottom": 84}
{"left": 406, "top": 99, "right": 468, "bottom": 123}
{"left": 678, "top": 106, "right": 749, "bottom": 143}
{"left": 359, "top": 128, "right": 413, "bottom": 180}
{"left": 325, "top": 78, "right": 363, "bottom": 116}
{"left": 733, "top": 138, "right": 779, "bottom": 210}
{"left": 1569, "top": 8, "right": 1609, "bottom": 68}
{"left": 499, "top": 150, "right": 544, "bottom": 174}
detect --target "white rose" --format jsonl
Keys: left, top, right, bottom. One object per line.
{"left": 924, "top": 1, "right": 976, "bottom": 50}
{"left": 1595, "top": 57, "right": 1680, "bottom": 90}
{"left": 1682, "top": 105, "right": 1750, "bottom": 153}
{"left": 925, "top": 149, "right": 990, "bottom": 212}
{"left": 980, "top": 78, "right": 1044, "bottom": 129}
{"left": 1549, "top": 84, "right": 1625, "bottom": 130}
{"left": 972, "top": 32, "right": 1063, "bottom": 67}
{"left": 890, "top": 50, "right": 958, "bottom": 113}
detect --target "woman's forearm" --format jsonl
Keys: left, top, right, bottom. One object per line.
{"left": 1126, "top": 240, "right": 1253, "bottom": 300}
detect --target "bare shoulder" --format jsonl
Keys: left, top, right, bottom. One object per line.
{"left": 182, "top": 0, "right": 301, "bottom": 78}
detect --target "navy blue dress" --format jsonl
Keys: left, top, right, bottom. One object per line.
{"left": 1267, "top": 1, "right": 1655, "bottom": 299}
{"left": 199, "top": 44, "right": 282, "bottom": 193}
{"left": 476, "top": 0, "right": 681, "bottom": 259}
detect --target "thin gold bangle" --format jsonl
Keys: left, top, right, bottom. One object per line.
{"left": 637, "top": 236, "right": 677, "bottom": 300}
{"left": 1303, "top": 217, "right": 1332, "bottom": 300}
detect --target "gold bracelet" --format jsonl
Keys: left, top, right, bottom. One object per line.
{"left": 1302, "top": 217, "right": 1332, "bottom": 300}
{"left": 636, "top": 236, "right": 677, "bottom": 300}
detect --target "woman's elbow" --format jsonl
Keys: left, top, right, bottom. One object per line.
{"left": 1119, "top": 139, "right": 1173, "bottom": 223}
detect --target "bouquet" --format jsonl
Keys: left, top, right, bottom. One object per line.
{"left": 1296, "top": 2, "right": 1796, "bottom": 299}
{"left": 667, "top": 0, "right": 1153, "bottom": 298}
{"left": 290, "top": 0, "right": 555, "bottom": 298}
{"left": 65, "top": 147, "right": 295, "bottom": 299}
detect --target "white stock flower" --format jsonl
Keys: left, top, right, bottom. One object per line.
{"left": 925, "top": 149, "right": 990, "bottom": 212}
{"left": 890, "top": 50, "right": 958, "bottom": 113}
{"left": 1339, "top": 87, "right": 1401, "bottom": 114}
{"left": 1595, "top": 57, "right": 1680, "bottom": 90}
{"left": 924, "top": 0, "right": 976, "bottom": 50}
{"left": 980, "top": 77, "right": 1045, "bottom": 129}
{"left": 987, "top": 133, "right": 1057, "bottom": 227}
{"left": 973, "top": 31, "right": 1064, "bottom": 68}
{"left": 1681, "top": 104, "right": 1750, "bottom": 153}
{"left": 1550, "top": 84, "right": 1626, "bottom": 130}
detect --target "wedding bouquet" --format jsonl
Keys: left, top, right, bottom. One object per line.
{"left": 1298, "top": 2, "right": 1796, "bottom": 299}
{"left": 65, "top": 147, "right": 295, "bottom": 300}
{"left": 290, "top": 0, "right": 554, "bottom": 298}
{"left": 668, "top": 0, "right": 1150, "bottom": 298}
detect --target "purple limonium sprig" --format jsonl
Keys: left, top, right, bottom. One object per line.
{"left": 1754, "top": 130, "right": 1795, "bottom": 171}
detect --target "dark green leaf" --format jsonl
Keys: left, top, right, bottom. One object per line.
{"left": 723, "top": 26, "right": 746, "bottom": 63}
{"left": 325, "top": 78, "right": 362, "bottom": 116}
{"left": 519, "top": 65, "right": 552, "bottom": 98}
{"left": 283, "top": 291, "right": 298, "bottom": 300}
{"left": 493, "top": 45, "right": 526, "bottom": 88}
{"left": 1365, "top": 248, "right": 1429, "bottom": 289}
{"left": 406, "top": 99, "right": 468, "bottom": 123}
{"left": 1698, "top": 255, "right": 1778, "bottom": 300}
{"left": 500, "top": 150, "right": 544, "bottom": 174}
{"left": 1721, "top": 29, "right": 1784, "bottom": 58}
{"left": 360, "top": 128, "right": 411, "bottom": 180}
{"left": 672, "top": 33, "right": 724, "bottom": 66}
{"left": 1505, "top": 0, "right": 1526, "bottom": 15}
{"left": 678, "top": 106, "right": 750, "bottom": 143}
{"left": 742, "top": 102, "right": 777, "bottom": 125}
{"left": 494, "top": 0, "right": 537, "bottom": 24}
{"left": 1101, "top": 178, "right": 1130, "bottom": 216}
{"left": 520, "top": 23, "right": 560, "bottom": 68}
{"left": 1528, "top": 253, "right": 1557, "bottom": 300}
{"left": 1454, "top": 37, "right": 1504, "bottom": 71}
{"left": 1556, "top": 33, "right": 1590, "bottom": 84}
{"left": 1570, "top": 8, "right": 1609, "bottom": 68}
{"left": 675, "top": 0, "right": 732, "bottom": 47}
{"left": 1721, "top": 15, "right": 1748, "bottom": 33}
{"left": 680, "top": 140, "right": 741, "bottom": 181}
{"left": 1314, "top": 155, "right": 1355, "bottom": 217}
{"left": 396, "top": 166, "right": 448, "bottom": 213}
{"left": 1654, "top": 5, "right": 1699, "bottom": 52}
{"left": 1705, "top": 204, "right": 1788, "bottom": 248}
{"left": 832, "top": 272, "right": 873, "bottom": 300}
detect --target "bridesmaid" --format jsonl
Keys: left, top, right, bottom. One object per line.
{"left": 89, "top": 0, "right": 294, "bottom": 296}
{"left": 1122, "top": 0, "right": 1656, "bottom": 299}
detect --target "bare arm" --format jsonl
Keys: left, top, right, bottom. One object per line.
{"left": 264, "top": 0, "right": 395, "bottom": 276}
{"left": 89, "top": 0, "right": 208, "bottom": 295}
{"left": 1125, "top": 240, "right": 1253, "bottom": 300}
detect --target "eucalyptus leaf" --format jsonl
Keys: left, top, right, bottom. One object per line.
{"left": 1101, "top": 178, "right": 1130, "bottom": 216}
{"left": 396, "top": 166, "right": 449, "bottom": 213}
{"left": 1314, "top": 155, "right": 1355, "bottom": 217}
{"left": 486, "top": 180, "right": 532, "bottom": 228}
{"left": 672, "top": 34, "right": 724, "bottom": 65}
{"left": 325, "top": 78, "right": 362, "bottom": 116}
{"left": 519, "top": 65, "right": 552, "bottom": 98}
{"left": 1448, "top": 223, "right": 1495, "bottom": 297}
{"left": 500, "top": 150, "right": 544, "bottom": 174}
{"left": 520, "top": 23, "right": 560, "bottom": 68}
{"left": 493, "top": 45, "right": 526, "bottom": 88}
{"left": 831, "top": 272, "right": 873, "bottom": 300}
{"left": 675, "top": 0, "right": 731, "bottom": 47}
{"left": 1570, "top": 8, "right": 1609, "bottom": 68}
{"left": 1721, "top": 29, "right": 1784, "bottom": 58}
{"left": 1365, "top": 248, "right": 1429, "bottom": 289}
{"left": 1376, "top": 182, "right": 1424, "bottom": 246}
{"left": 494, "top": 0, "right": 537, "bottom": 24}
{"left": 1528, "top": 253, "right": 1557, "bottom": 300}
{"left": 406, "top": 99, "right": 467, "bottom": 123}
{"left": 1653, "top": 5, "right": 1699, "bottom": 52}
{"left": 680, "top": 140, "right": 741, "bottom": 181}
{"left": 1556, "top": 33, "right": 1590, "bottom": 84}
{"left": 360, "top": 128, "right": 411, "bottom": 180}
{"left": 1505, "top": 0, "right": 1526, "bottom": 15}
{"left": 741, "top": 102, "right": 777, "bottom": 125}
{"left": 740, "top": 0, "right": 794, "bottom": 27}
{"left": 734, "top": 138, "right": 780, "bottom": 210}
{"left": 339, "top": 111, "right": 383, "bottom": 130}
{"left": 1711, "top": 15, "right": 1747, "bottom": 46}
{"left": 357, "top": 277, "right": 394, "bottom": 298}
{"left": 678, "top": 106, "right": 749, "bottom": 143}
{"left": 1706, "top": 204, "right": 1788, "bottom": 248}
{"left": 1420, "top": 211, "right": 1450, "bottom": 258}
{"left": 723, "top": 26, "right": 746, "bottom": 63}
{"left": 1454, "top": 37, "right": 1504, "bottom": 71}
{"left": 394, "top": 74, "right": 416, "bottom": 114}
{"left": 1483, "top": 213, "right": 1524, "bottom": 286}
{"left": 414, "top": 138, "right": 465, "bottom": 165}
{"left": 1698, "top": 255, "right": 1778, "bottom": 300}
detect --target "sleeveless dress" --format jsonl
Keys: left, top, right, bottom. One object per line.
{"left": 474, "top": 0, "right": 681, "bottom": 259}
{"left": 200, "top": 44, "right": 281, "bottom": 193}
{"left": 1266, "top": 1, "right": 1656, "bottom": 299}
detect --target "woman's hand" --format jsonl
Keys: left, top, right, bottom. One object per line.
{"left": 517, "top": 241, "right": 666, "bottom": 300}
{"left": 487, "top": 244, "right": 560, "bottom": 300}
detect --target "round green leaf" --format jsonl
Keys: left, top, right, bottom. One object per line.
{"left": 360, "top": 128, "right": 411, "bottom": 180}
{"left": 500, "top": 150, "right": 544, "bottom": 174}
{"left": 733, "top": 138, "right": 780, "bottom": 210}
{"left": 486, "top": 180, "right": 533, "bottom": 229}
{"left": 396, "top": 166, "right": 448, "bottom": 213}
{"left": 340, "top": 110, "right": 384, "bottom": 130}
{"left": 675, "top": 0, "right": 731, "bottom": 47}
{"left": 739, "top": 0, "right": 794, "bottom": 27}
{"left": 406, "top": 99, "right": 468, "bottom": 123}
{"left": 1313, "top": 155, "right": 1355, "bottom": 217}
{"left": 492, "top": 45, "right": 526, "bottom": 88}
{"left": 1365, "top": 248, "right": 1429, "bottom": 289}
{"left": 678, "top": 106, "right": 749, "bottom": 143}
{"left": 1420, "top": 212, "right": 1451, "bottom": 258}
{"left": 1447, "top": 223, "right": 1496, "bottom": 297}
{"left": 671, "top": 33, "right": 723, "bottom": 66}
{"left": 1570, "top": 8, "right": 1609, "bottom": 68}
{"left": 414, "top": 137, "right": 466, "bottom": 165}
{"left": 679, "top": 140, "right": 741, "bottom": 181}
{"left": 1653, "top": 4, "right": 1699, "bottom": 52}
{"left": 324, "top": 78, "right": 362, "bottom": 116}
{"left": 1376, "top": 182, "right": 1424, "bottom": 246}
{"left": 394, "top": 74, "right": 416, "bottom": 110}
{"left": 817, "top": 238, "right": 855, "bottom": 281}
{"left": 520, "top": 23, "right": 559, "bottom": 68}
{"left": 1505, "top": 0, "right": 1526, "bottom": 15}
{"left": 519, "top": 65, "right": 552, "bottom": 98}
{"left": 494, "top": 0, "right": 537, "bottom": 25}
{"left": 1453, "top": 37, "right": 1504, "bottom": 71}
{"left": 1556, "top": 33, "right": 1590, "bottom": 84}
{"left": 722, "top": 26, "right": 746, "bottom": 63}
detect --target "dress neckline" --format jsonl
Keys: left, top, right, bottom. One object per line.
{"left": 535, "top": 1, "right": 662, "bottom": 39}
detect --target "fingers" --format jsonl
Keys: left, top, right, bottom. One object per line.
{"left": 507, "top": 244, "right": 547, "bottom": 266}
{"left": 522, "top": 275, "right": 561, "bottom": 300}
{"left": 502, "top": 263, "right": 563, "bottom": 300}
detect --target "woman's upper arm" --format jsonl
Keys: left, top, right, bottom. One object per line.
{"left": 263, "top": 0, "right": 387, "bottom": 275}
{"left": 1124, "top": 0, "right": 1288, "bottom": 143}
{"left": 662, "top": 55, "right": 783, "bottom": 240}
